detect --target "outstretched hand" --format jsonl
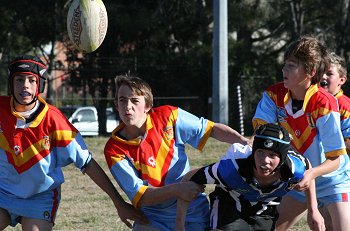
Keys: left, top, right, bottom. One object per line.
{"left": 307, "top": 209, "right": 325, "bottom": 231}
{"left": 294, "top": 168, "right": 314, "bottom": 192}
{"left": 116, "top": 201, "right": 148, "bottom": 228}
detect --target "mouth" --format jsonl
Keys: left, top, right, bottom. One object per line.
{"left": 20, "top": 91, "right": 31, "bottom": 97}
{"left": 320, "top": 81, "right": 328, "bottom": 87}
{"left": 260, "top": 165, "right": 270, "bottom": 171}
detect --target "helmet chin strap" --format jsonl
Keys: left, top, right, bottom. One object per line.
{"left": 13, "top": 94, "right": 38, "bottom": 106}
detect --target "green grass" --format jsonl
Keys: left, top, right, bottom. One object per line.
{"left": 4, "top": 137, "right": 307, "bottom": 230}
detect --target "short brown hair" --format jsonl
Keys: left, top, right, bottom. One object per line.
{"left": 329, "top": 52, "right": 347, "bottom": 78}
{"left": 284, "top": 36, "right": 330, "bottom": 84}
{"left": 115, "top": 74, "right": 153, "bottom": 109}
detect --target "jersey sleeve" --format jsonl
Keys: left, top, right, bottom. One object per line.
{"left": 52, "top": 115, "right": 92, "bottom": 172}
{"left": 316, "top": 110, "right": 346, "bottom": 158}
{"left": 252, "top": 91, "right": 278, "bottom": 128}
{"left": 110, "top": 158, "right": 147, "bottom": 207}
{"left": 104, "top": 141, "right": 147, "bottom": 207}
{"left": 174, "top": 108, "right": 214, "bottom": 151}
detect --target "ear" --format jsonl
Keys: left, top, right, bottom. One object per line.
{"left": 308, "top": 68, "right": 317, "bottom": 78}
{"left": 339, "top": 75, "right": 347, "bottom": 85}
{"left": 145, "top": 106, "right": 151, "bottom": 113}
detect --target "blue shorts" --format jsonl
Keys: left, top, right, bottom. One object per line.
{"left": 0, "top": 187, "right": 61, "bottom": 227}
{"left": 289, "top": 191, "right": 350, "bottom": 207}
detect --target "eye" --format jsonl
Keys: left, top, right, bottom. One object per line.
{"left": 29, "top": 78, "right": 37, "bottom": 83}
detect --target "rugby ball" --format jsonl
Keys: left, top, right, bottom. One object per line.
{"left": 67, "top": 0, "right": 108, "bottom": 53}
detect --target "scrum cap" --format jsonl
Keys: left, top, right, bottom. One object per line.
{"left": 8, "top": 55, "right": 48, "bottom": 95}
{"left": 253, "top": 123, "right": 291, "bottom": 166}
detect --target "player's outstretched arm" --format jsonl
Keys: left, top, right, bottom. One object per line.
{"left": 211, "top": 123, "right": 253, "bottom": 146}
{"left": 85, "top": 158, "right": 148, "bottom": 228}
{"left": 304, "top": 164, "right": 325, "bottom": 231}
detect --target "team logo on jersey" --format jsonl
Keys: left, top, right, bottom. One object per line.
{"left": 306, "top": 112, "right": 315, "bottom": 128}
{"left": 148, "top": 156, "right": 156, "bottom": 167}
{"left": 163, "top": 126, "right": 174, "bottom": 141}
{"left": 277, "top": 107, "right": 287, "bottom": 122}
{"left": 41, "top": 136, "right": 50, "bottom": 150}
{"left": 14, "top": 145, "right": 21, "bottom": 155}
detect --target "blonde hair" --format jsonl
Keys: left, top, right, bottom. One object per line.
{"left": 329, "top": 52, "right": 347, "bottom": 78}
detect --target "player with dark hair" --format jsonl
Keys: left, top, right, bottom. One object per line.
{"left": 0, "top": 56, "right": 147, "bottom": 230}
{"left": 175, "top": 123, "right": 325, "bottom": 231}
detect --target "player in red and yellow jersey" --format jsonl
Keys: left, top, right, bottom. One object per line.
{"left": 253, "top": 37, "right": 350, "bottom": 231}
{"left": 104, "top": 75, "right": 252, "bottom": 231}
{"left": 0, "top": 56, "right": 147, "bottom": 230}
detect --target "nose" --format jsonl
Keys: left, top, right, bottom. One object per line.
{"left": 22, "top": 78, "right": 30, "bottom": 88}
{"left": 260, "top": 153, "right": 271, "bottom": 163}
{"left": 125, "top": 100, "right": 132, "bottom": 110}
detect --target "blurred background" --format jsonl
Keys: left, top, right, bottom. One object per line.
{"left": 0, "top": 0, "right": 349, "bottom": 135}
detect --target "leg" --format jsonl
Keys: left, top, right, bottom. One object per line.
{"left": 275, "top": 195, "right": 307, "bottom": 231}
{"left": 0, "top": 208, "right": 11, "bottom": 230}
{"left": 325, "top": 202, "right": 350, "bottom": 231}
{"left": 21, "top": 217, "right": 53, "bottom": 231}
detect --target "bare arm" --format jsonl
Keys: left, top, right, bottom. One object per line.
{"left": 211, "top": 123, "right": 253, "bottom": 146}
{"left": 85, "top": 158, "right": 148, "bottom": 228}
{"left": 296, "top": 156, "right": 340, "bottom": 191}
{"left": 304, "top": 167, "right": 325, "bottom": 231}
{"left": 138, "top": 180, "right": 205, "bottom": 207}
{"left": 174, "top": 169, "right": 202, "bottom": 231}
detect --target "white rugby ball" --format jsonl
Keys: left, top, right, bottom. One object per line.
{"left": 67, "top": 0, "right": 108, "bottom": 53}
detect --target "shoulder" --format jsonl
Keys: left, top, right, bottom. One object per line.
{"left": 0, "top": 96, "right": 10, "bottom": 109}
{"left": 48, "top": 104, "right": 70, "bottom": 119}
{"left": 151, "top": 105, "right": 178, "bottom": 116}
{"left": 266, "top": 82, "right": 288, "bottom": 93}
{"left": 222, "top": 143, "right": 252, "bottom": 161}
{"left": 338, "top": 93, "right": 350, "bottom": 107}
{"left": 265, "top": 82, "right": 288, "bottom": 100}
{"left": 307, "top": 86, "right": 339, "bottom": 112}
{"left": 281, "top": 148, "right": 307, "bottom": 180}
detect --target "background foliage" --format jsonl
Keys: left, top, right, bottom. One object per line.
{"left": 1, "top": 0, "right": 350, "bottom": 134}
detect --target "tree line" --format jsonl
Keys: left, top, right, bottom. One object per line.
{"left": 0, "top": 0, "right": 349, "bottom": 134}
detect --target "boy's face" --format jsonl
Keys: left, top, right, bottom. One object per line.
{"left": 254, "top": 149, "right": 281, "bottom": 177}
{"left": 282, "top": 57, "right": 312, "bottom": 93}
{"left": 320, "top": 64, "right": 346, "bottom": 95}
{"left": 115, "top": 84, "right": 151, "bottom": 128}
{"left": 12, "top": 74, "right": 38, "bottom": 111}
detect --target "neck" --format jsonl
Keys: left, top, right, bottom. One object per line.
{"left": 121, "top": 123, "right": 146, "bottom": 140}
{"left": 14, "top": 101, "right": 37, "bottom": 112}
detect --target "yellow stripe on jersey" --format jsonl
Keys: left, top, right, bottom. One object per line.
{"left": 133, "top": 185, "right": 148, "bottom": 207}
{"left": 326, "top": 148, "right": 347, "bottom": 158}
{"left": 197, "top": 120, "right": 214, "bottom": 151}
{"left": 52, "top": 130, "right": 77, "bottom": 141}
{"left": 140, "top": 109, "right": 178, "bottom": 182}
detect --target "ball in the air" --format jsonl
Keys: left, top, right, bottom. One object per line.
{"left": 67, "top": 0, "right": 108, "bottom": 53}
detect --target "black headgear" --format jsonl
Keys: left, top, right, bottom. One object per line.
{"left": 252, "top": 123, "right": 291, "bottom": 167}
{"left": 8, "top": 55, "right": 48, "bottom": 96}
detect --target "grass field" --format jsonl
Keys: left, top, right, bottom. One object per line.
{"left": 4, "top": 137, "right": 307, "bottom": 231}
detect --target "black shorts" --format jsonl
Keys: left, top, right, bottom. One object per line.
{"left": 209, "top": 187, "right": 277, "bottom": 231}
